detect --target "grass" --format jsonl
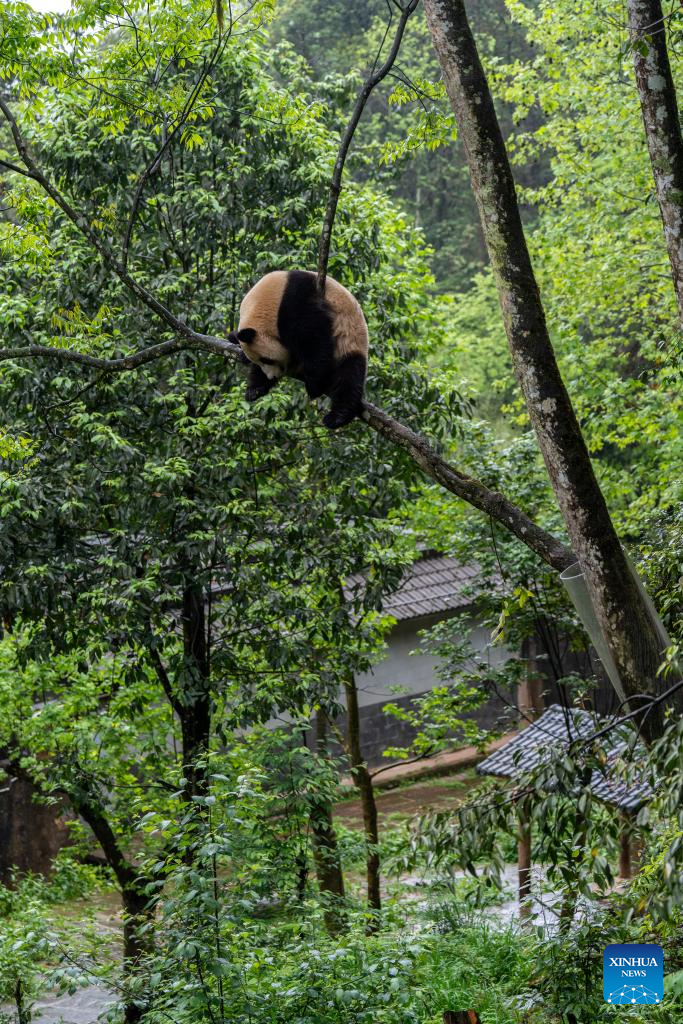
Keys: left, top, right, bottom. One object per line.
{"left": 414, "top": 926, "right": 534, "bottom": 1024}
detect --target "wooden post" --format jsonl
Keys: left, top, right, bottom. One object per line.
{"left": 519, "top": 639, "right": 545, "bottom": 723}
{"left": 443, "top": 1013, "right": 481, "bottom": 1024}
{"left": 619, "top": 813, "right": 632, "bottom": 879}
{"left": 518, "top": 806, "right": 532, "bottom": 920}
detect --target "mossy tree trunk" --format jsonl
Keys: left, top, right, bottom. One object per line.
{"left": 423, "top": 0, "right": 677, "bottom": 741}
{"left": 627, "top": 0, "right": 683, "bottom": 329}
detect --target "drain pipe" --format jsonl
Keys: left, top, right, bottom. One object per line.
{"left": 558, "top": 555, "right": 671, "bottom": 710}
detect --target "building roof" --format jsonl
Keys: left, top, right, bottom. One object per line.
{"left": 346, "top": 555, "right": 482, "bottom": 623}
{"left": 477, "top": 704, "right": 652, "bottom": 812}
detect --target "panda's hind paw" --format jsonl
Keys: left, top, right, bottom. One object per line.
{"left": 322, "top": 408, "right": 355, "bottom": 430}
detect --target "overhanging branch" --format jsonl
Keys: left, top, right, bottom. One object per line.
{"left": 0, "top": 336, "right": 237, "bottom": 370}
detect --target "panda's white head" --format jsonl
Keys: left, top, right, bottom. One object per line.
{"left": 236, "top": 327, "right": 289, "bottom": 380}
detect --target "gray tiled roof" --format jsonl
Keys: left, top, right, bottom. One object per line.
{"left": 346, "top": 556, "right": 482, "bottom": 623}
{"left": 477, "top": 705, "right": 652, "bottom": 812}
{"left": 589, "top": 743, "right": 653, "bottom": 813}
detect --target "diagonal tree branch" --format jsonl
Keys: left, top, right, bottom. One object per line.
{"left": 361, "top": 401, "right": 573, "bottom": 571}
{"left": 316, "top": 0, "right": 421, "bottom": 294}
{"left": 0, "top": 95, "right": 231, "bottom": 355}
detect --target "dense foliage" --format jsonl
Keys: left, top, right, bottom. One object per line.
{"left": 0, "top": 1, "right": 682, "bottom": 1023}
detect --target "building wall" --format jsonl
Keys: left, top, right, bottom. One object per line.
{"left": 352, "top": 610, "right": 511, "bottom": 709}
{"left": 0, "top": 776, "right": 73, "bottom": 882}
{"left": 343, "top": 609, "right": 515, "bottom": 766}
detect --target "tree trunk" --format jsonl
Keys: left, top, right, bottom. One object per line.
{"left": 121, "top": 886, "right": 156, "bottom": 1024}
{"left": 343, "top": 676, "right": 381, "bottom": 932}
{"left": 423, "top": 0, "right": 676, "bottom": 741}
{"left": 619, "top": 812, "right": 633, "bottom": 879}
{"left": 627, "top": 0, "right": 683, "bottom": 328}
{"left": 14, "top": 978, "right": 29, "bottom": 1024}
{"left": 517, "top": 807, "right": 532, "bottom": 921}
{"left": 179, "top": 580, "right": 212, "bottom": 800}
{"left": 310, "top": 713, "right": 347, "bottom": 935}
{"left": 73, "top": 798, "right": 153, "bottom": 1023}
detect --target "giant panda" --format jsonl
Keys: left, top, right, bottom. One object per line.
{"left": 231, "top": 269, "right": 368, "bottom": 429}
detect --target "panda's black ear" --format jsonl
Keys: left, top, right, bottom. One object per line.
{"left": 237, "top": 327, "right": 256, "bottom": 344}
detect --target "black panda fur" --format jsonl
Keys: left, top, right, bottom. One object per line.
{"left": 230, "top": 270, "right": 368, "bottom": 429}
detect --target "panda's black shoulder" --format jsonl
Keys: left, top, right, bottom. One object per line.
{"left": 278, "top": 271, "right": 319, "bottom": 322}
{"left": 277, "top": 271, "right": 334, "bottom": 356}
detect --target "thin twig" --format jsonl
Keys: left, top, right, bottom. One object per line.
{"left": 122, "top": 25, "right": 234, "bottom": 270}
{"left": 575, "top": 675, "right": 683, "bottom": 749}
{"left": 316, "top": 0, "right": 420, "bottom": 293}
{"left": 370, "top": 747, "right": 437, "bottom": 780}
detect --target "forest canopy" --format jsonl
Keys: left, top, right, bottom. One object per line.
{"left": 0, "top": 1, "right": 682, "bottom": 1022}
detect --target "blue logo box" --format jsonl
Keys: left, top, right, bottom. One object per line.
{"left": 603, "top": 943, "right": 663, "bottom": 1005}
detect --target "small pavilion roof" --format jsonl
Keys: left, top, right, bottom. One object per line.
{"left": 477, "top": 704, "right": 653, "bottom": 813}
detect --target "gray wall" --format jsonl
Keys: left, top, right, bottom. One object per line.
{"left": 351, "top": 610, "right": 511, "bottom": 710}
{"left": 337, "top": 609, "right": 515, "bottom": 766}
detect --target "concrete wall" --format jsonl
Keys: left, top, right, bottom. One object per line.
{"left": 352, "top": 610, "right": 511, "bottom": 710}
{"left": 336, "top": 608, "right": 515, "bottom": 766}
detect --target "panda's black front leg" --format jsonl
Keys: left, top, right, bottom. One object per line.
{"left": 245, "top": 363, "right": 278, "bottom": 403}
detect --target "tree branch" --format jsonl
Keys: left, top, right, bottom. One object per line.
{"left": 316, "top": 0, "right": 420, "bottom": 293}
{"left": 0, "top": 346, "right": 572, "bottom": 570}
{"left": 361, "top": 401, "right": 573, "bottom": 571}
{"left": 4, "top": 754, "right": 138, "bottom": 892}
{"left": 149, "top": 645, "right": 183, "bottom": 717}
{"left": 121, "top": 26, "right": 234, "bottom": 271}
{"left": 0, "top": 336, "right": 238, "bottom": 370}
{"left": 0, "top": 95, "right": 233, "bottom": 356}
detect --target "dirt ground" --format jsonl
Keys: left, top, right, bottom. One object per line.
{"left": 333, "top": 769, "right": 482, "bottom": 827}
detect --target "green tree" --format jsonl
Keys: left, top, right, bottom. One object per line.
{"left": 0, "top": 4, "right": 447, "bottom": 1011}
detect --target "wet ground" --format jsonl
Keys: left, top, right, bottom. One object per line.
{"left": 30, "top": 986, "right": 115, "bottom": 1024}
{"left": 334, "top": 769, "right": 481, "bottom": 826}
